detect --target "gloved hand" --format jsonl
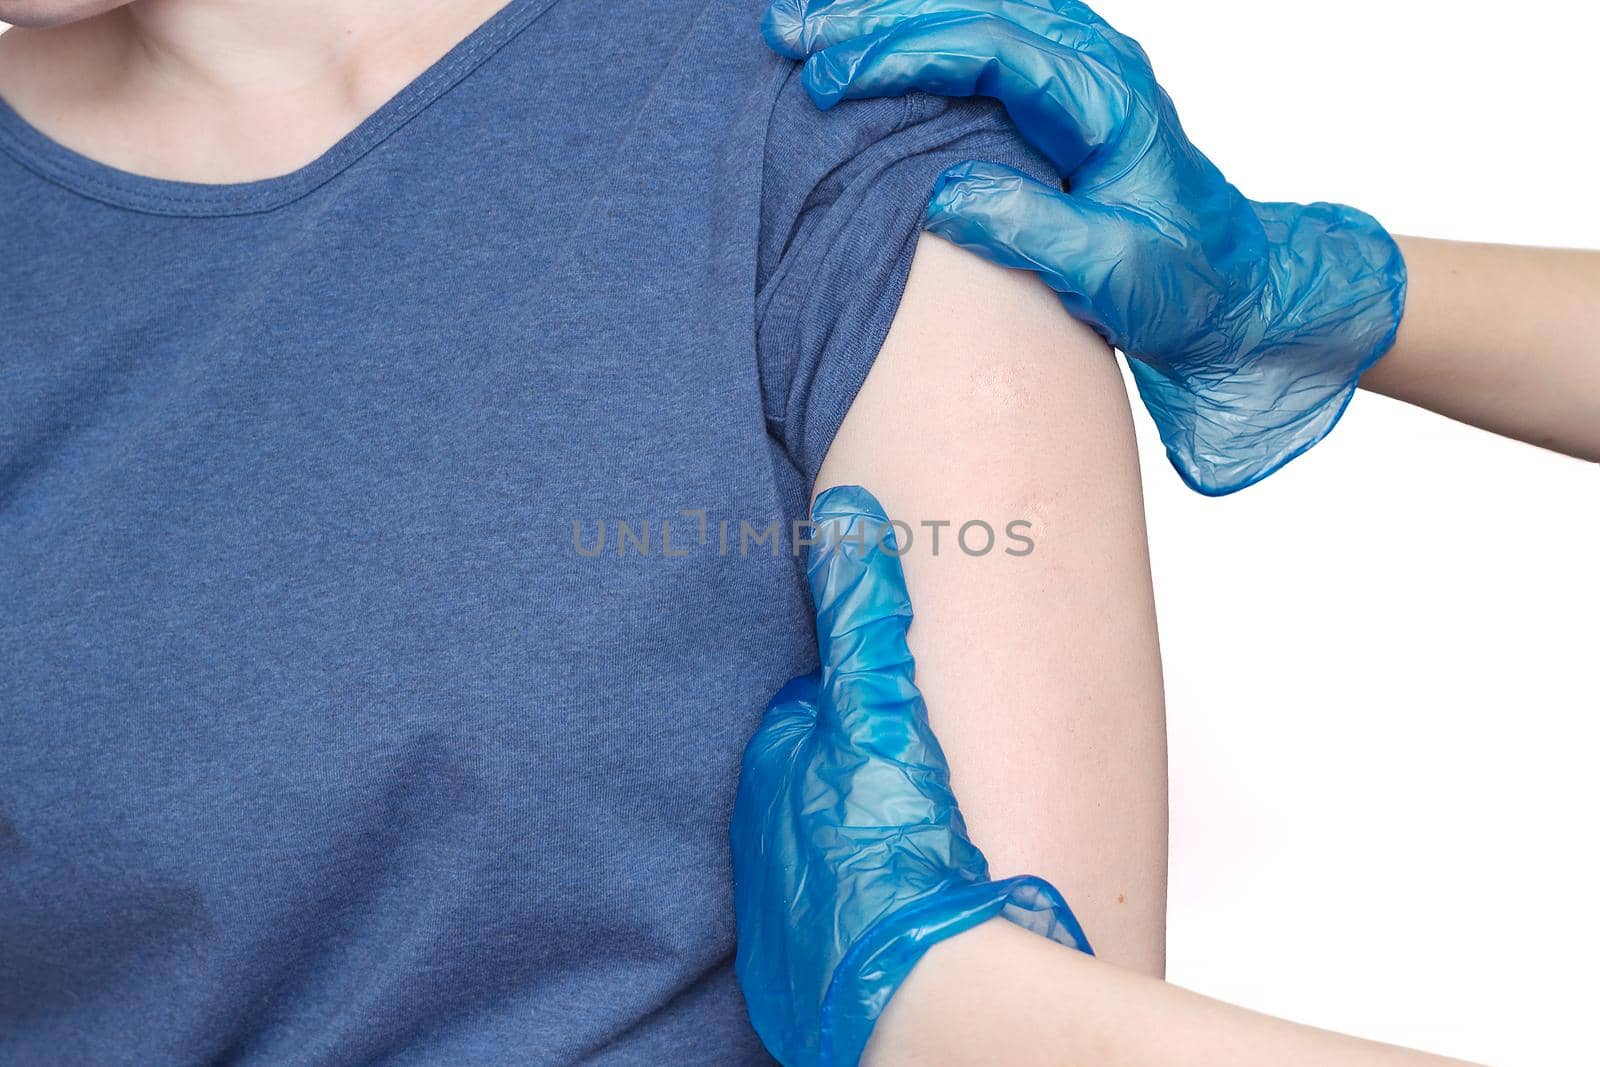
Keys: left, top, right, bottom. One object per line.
{"left": 730, "top": 485, "right": 1091, "bottom": 1067}
{"left": 763, "top": 0, "right": 1407, "bottom": 495}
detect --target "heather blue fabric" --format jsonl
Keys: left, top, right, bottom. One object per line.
{"left": 0, "top": 1, "right": 1051, "bottom": 1063}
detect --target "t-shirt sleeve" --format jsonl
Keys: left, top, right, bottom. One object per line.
{"left": 755, "top": 69, "right": 1059, "bottom": 484}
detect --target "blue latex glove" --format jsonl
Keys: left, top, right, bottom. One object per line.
{"left": 730, "top": 485, "right": 1091, "bottom": 1067}
{"left": 762, "top": 0, "right": 1407, "bottom": 495}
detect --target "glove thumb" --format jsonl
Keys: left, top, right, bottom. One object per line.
{"left": 925, "top": 160, "right": 1130, "bottom": 348}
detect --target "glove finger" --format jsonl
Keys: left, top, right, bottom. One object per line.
{"left": 800, "top": 11, "right": 1127, "bottom": 176}
{"left": 807, "top": 485, "right": 912, "bottom": 687}
{"left": 925, "top": 160, "right": 1133, "bottom": 347}
{"left": 763, "top": 0, "right": 1100, "bottom": 59}
{"left": 806, "top": 487, "right": 953, "bottom": 766}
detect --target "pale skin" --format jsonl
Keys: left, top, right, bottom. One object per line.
{"left": 0, "top": 3, "right": 1576, "bottom": 1063}
{"left": 1364, "top": 237, "right": 1600, "bottom": 461}
{"left": 822, "top": 234, "right": 1487, "bottom": 1066}
{"left": 868, "top": 916, "right": 1485, "bottom": 1067}
{"left": 817, "top": 232, "right": 1170, "bottom": 978}
{"left": 0, "top": 0, "right": 513, "bottom": 182}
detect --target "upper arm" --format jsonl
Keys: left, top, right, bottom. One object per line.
{"left": 814, "top": 233, "right": 1169, "bottom": 975}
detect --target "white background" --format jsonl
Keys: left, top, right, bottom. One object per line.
{"left": 1094, "top": 3, "right": 1599, "bottom": 1065}
{"left": 4, "top": 4, "right": 1596, "bottom": 1065}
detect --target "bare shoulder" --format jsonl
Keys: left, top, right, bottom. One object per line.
{"left": 817, "top": 232, "right": 1169, "bottom": 975}
{"left": 820, "top": 232, "right": 1142, "bottom": 520}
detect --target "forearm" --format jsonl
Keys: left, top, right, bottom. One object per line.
{"left": 866, "top": 919, "right": 1485, "bottom": 1067}
{"left": 1361, "top": 236, "right": 1600, "bottom": 459}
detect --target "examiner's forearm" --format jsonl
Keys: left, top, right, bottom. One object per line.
{"left": 1361, "top": 237, "right": 1600, "bottom": 460}
{"left": 866, "top": 919, "right": 1484, "bottom": 1067}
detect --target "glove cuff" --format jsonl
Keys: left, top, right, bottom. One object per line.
{"left": 816, "top": 874, "right": 1093, "bottom": 1066}
{"left": 1132, "top": 201, "right": 1407, "bottom": 496}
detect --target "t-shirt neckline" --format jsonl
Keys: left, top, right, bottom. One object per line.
{"left": 0, "top": 0, "right": 558, "bottom": 218}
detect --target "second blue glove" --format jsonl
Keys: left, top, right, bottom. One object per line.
{"left": 730, "top": 485, "right": 1091, "bottom": 1066}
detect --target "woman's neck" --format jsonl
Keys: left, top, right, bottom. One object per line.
{"left": 0, "top": 0, "right": 513, "bottom": 182}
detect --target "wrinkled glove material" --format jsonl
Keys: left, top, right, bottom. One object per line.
{"left": 731, "top": 485, "right": 1091, "bottom": 1067}
{"left": 763, "top": 0, "right": 1408, "bottom": 495}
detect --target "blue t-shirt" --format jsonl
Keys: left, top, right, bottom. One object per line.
{"left": 0, "top": 1, "right": 1049, "bottom": 1062}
